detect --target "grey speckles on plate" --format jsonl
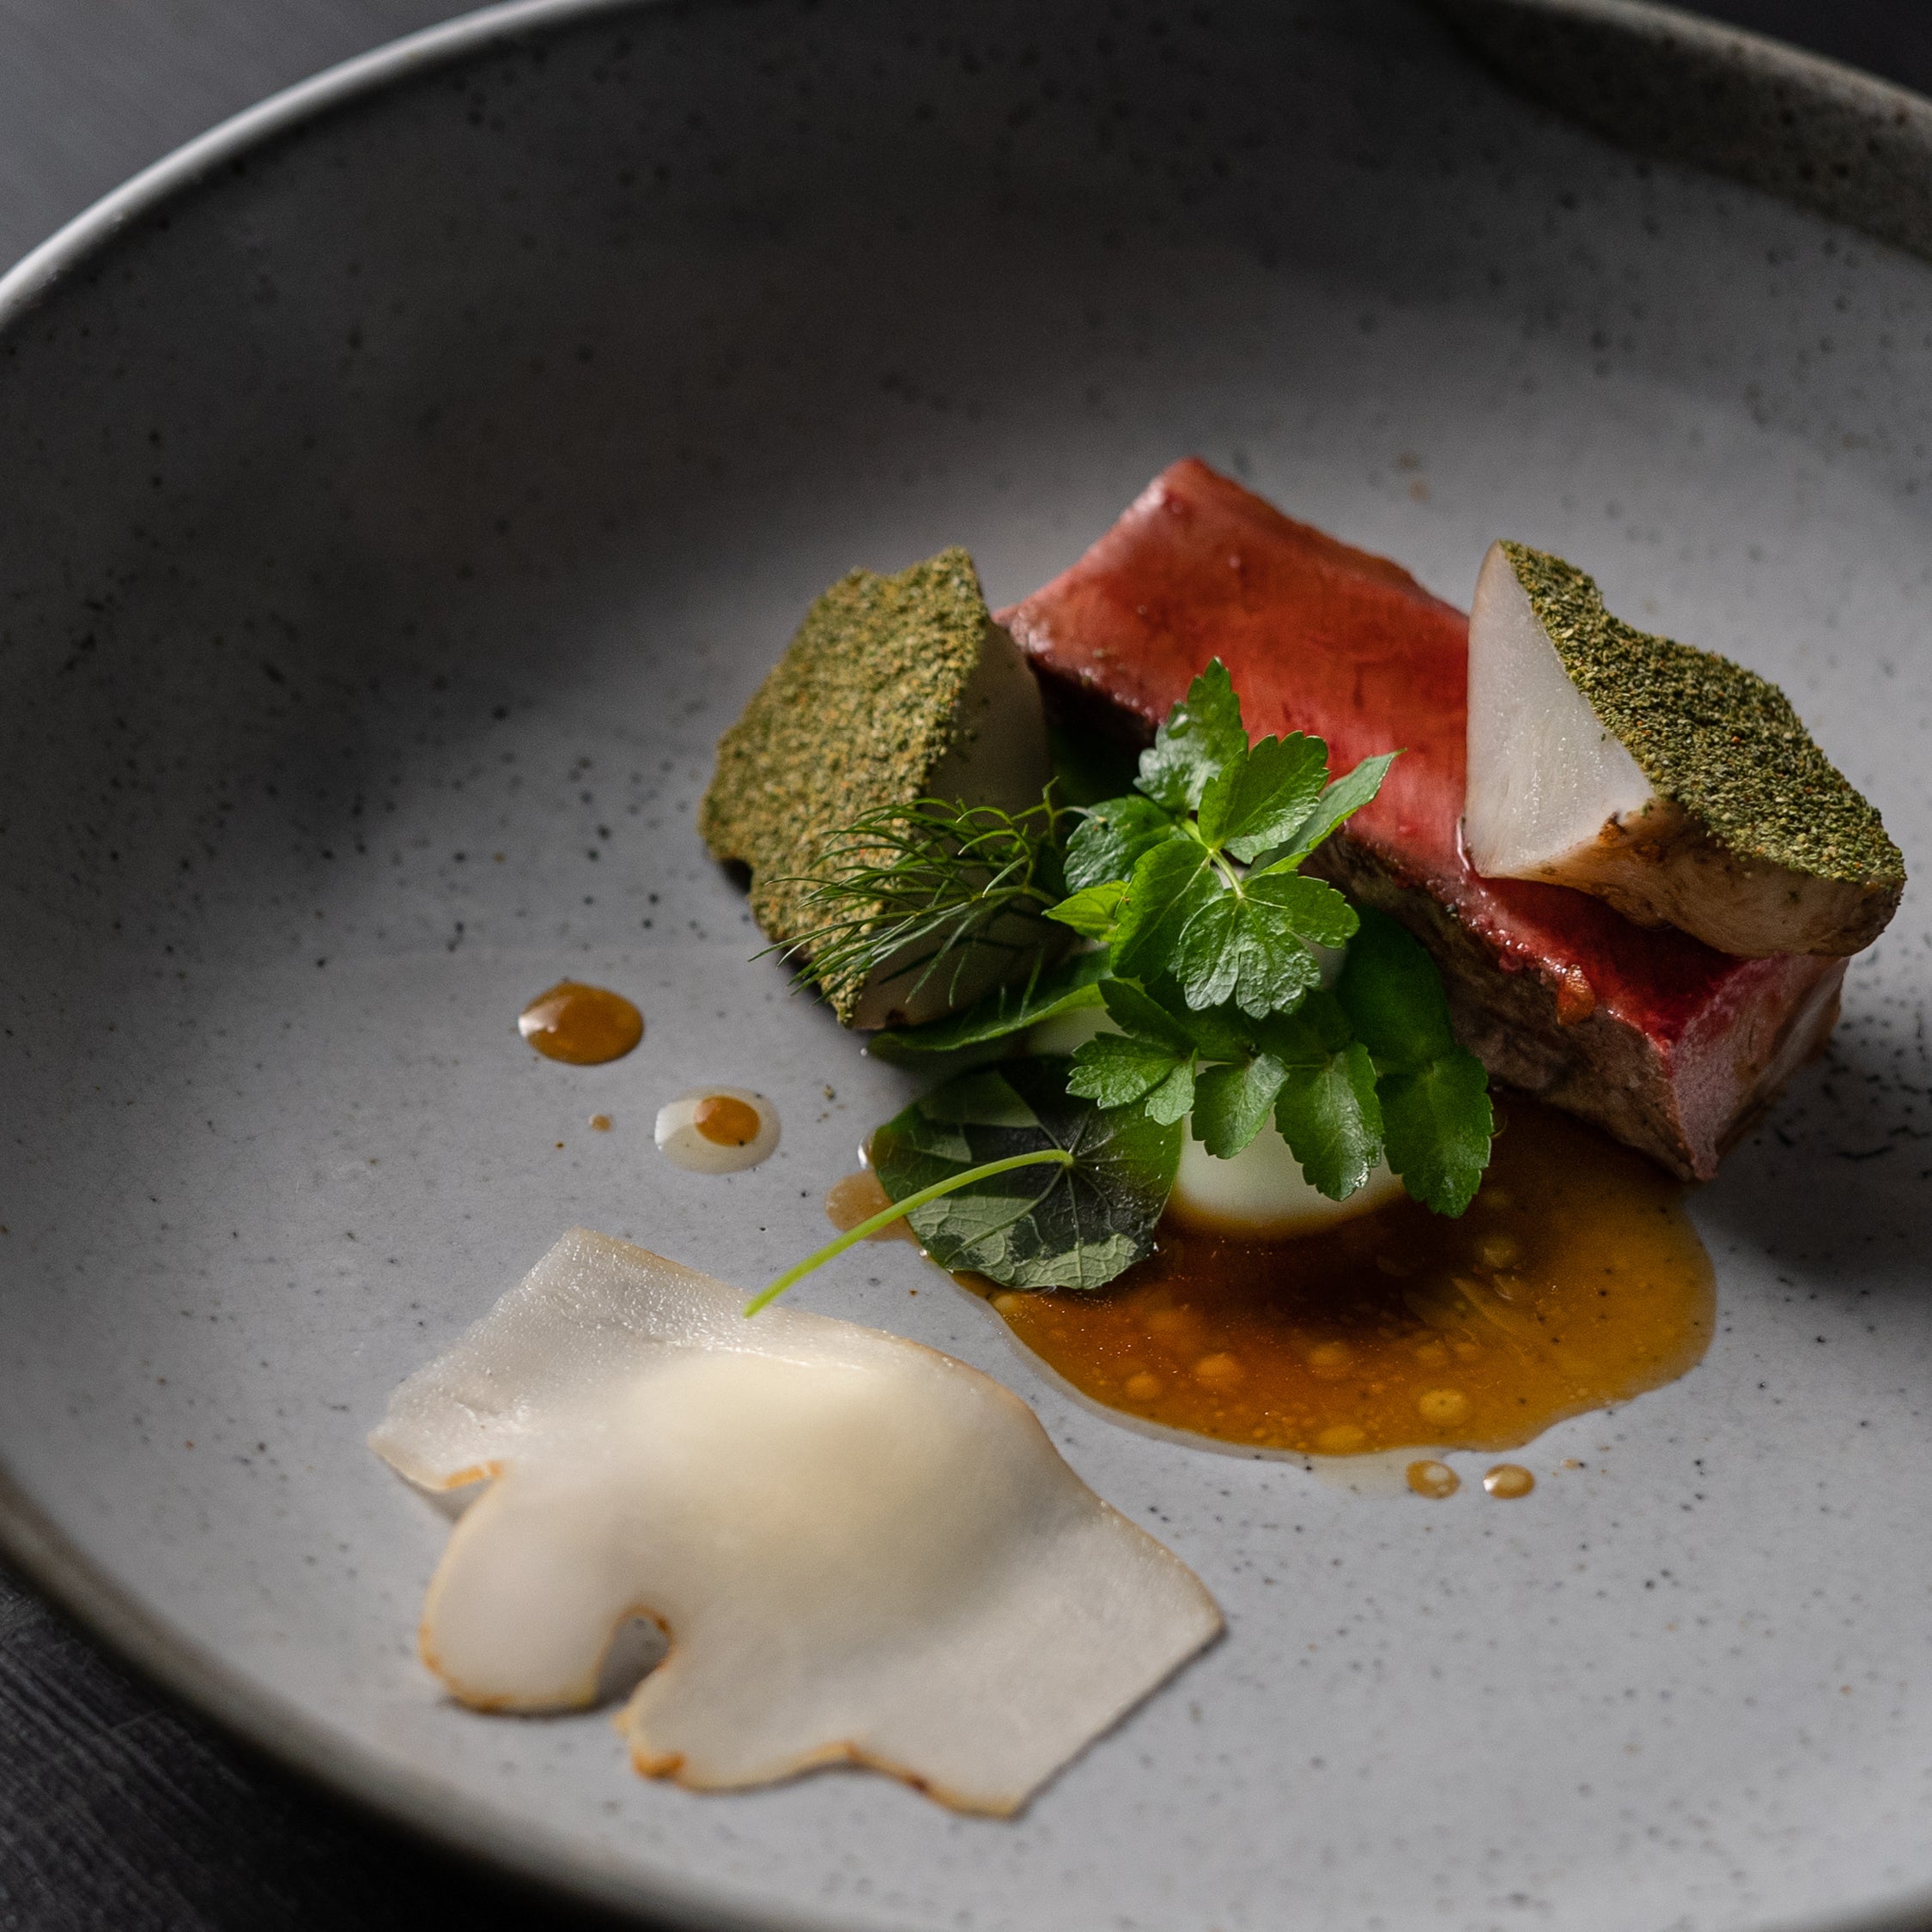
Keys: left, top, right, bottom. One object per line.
{"left": 0, "top": 3, "right": 1929, "bottom": 1930}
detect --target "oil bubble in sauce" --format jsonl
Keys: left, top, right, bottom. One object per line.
{"left": 974, "top": 1097, "right": 1714, "bottom": 1458}
{"left": 518, "top": 981, "right": 643, "bottom": 1065}
{"left": 656, "top": 1087, "right": 781, "bottom": 1174}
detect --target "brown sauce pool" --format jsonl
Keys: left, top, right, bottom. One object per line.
{"left": 517, "top": 981, "right": 643, "bottom": 1065}
{"left": 968, "top": 1098, "right": 1712, "bottom": 1456}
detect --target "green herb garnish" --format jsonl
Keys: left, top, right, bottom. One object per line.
{"left": 771, "top": 794, "right": 1067, "bottom": 1019}
{"left": 752, "top": 660, "right": 1492, "bottom": 1311}
{"left": 866, "top": 1057, "right": 1182, "bottom": 1289}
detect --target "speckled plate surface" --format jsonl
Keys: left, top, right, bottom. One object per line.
{"left": 1, "top": 3, "right": 1928, "bottom": 1928}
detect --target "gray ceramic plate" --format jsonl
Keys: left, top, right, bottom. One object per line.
{"left": 2, "top": 2, "right": 1928, "bottom": 1928}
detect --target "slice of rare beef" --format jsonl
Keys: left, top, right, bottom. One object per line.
{"left": 999, "top": 458, "right": 1841, "bottom": 1181}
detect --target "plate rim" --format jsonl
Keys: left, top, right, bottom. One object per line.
{"left": 3, "top": 2, "right": 1931, "bottom": 1929}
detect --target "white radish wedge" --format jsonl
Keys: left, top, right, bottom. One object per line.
{"left": 1464, "top": 540, "right": 1903, "bottom": 957}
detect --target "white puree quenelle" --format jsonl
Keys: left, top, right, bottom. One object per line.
{"left": 1031, "top": 954, "right": 1406, "bottom": 1237}
{"left": 370, "top": 1229, "right": 1221, "bottom": 1814}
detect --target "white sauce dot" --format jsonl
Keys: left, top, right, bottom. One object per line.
{"left": 654, "top": 1087, "right": 781, "bottom": 1174}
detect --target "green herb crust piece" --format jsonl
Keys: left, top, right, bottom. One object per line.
{"left": 701, "top": 549, "right": 1050, "bottom": 1024}
{"left": 1501, "top": 542, "right": 1903, "bottom": 895}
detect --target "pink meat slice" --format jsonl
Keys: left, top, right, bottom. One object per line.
{"left": 999, "top": 458, "right": 1841, "bottom": 1179}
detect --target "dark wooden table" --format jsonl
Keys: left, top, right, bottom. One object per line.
{"left": 0, "top": 2, "right": 1923, "bottom": 1927}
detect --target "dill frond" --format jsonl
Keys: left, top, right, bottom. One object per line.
{"left": 772, "top": 793, "right": 1068, "bottom": 1018}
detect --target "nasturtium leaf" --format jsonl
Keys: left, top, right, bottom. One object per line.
{"left": 1200, "top": 733, "right": 1330, "bottom": 863}
{"left": 870, "top": 1056, "right": 1181, "bottom": 1291}
{"left": 1134, "top": 660, "right": 1248, "bottom": 812}
{"left": 1377, "top": 1051, "right": 1492, "bottom": 1216}
{"left": 1066, "top": 1032, "right": 1194, "bottom": 1114}
{"left": 1190, "top": 1054, "right": 1289, "bottom": 1159}
{"left": 1262, "top": 751, "right": 1400, "bottom": 868}
{"left": 1064, "top": 794, "right": 1179, "bottom": 890}
{"left": 918, "top": 1065, "right": 1045, "bottom": 1128}
{"left": 1334, "top": 904, "right": 1458, "bottom": 1065}
{"left": 1044, "top": 879, "right": 1128, "bottom": 940}
{"left": 869, "top": 949, "right": 1113, "bottom": 1056}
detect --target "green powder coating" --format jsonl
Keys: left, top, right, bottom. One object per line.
{"left": 699, "top": 547, "right": 994, "bottom": 1023}
{"left": 1501, "top": 542, "right": 1905, "bottom": 891}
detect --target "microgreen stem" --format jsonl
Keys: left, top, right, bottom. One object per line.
{"left": 742, "top": 1147, "right": 1078, "bottom": 1317}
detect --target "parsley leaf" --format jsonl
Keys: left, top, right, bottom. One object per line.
{"left": 1109, "top": 837, "right": 1221, "bottom": 981}
{"left": 1167, "top": 869, "right": 1356, "bottom": 1018}
{"left": 869, "top": 1055, "right": 1181, "bottom": 1290}
{"left": 1044, "top": 878, "right": 1129, "bottom": 939}
{"left": 1133, "top": 660, "right": 1248, "bottom": 811}
{"left": 1066, "top": 981, "right": 1200, "bottom": 1121}
{"left": 1259, "top": 751, "right": 1401, "bottom": 868}
{"left": 1190, "top": 1054, "right": 1288, "bottom": 1158}
{"left": 1334, "top": 901, "right": 1457, "bottom": 1060}
{"left": 1196, "top": 732, "right": 1329, "bottom": 862}
{"left": 1376, "top": 1054, "right": 1492, "bottom": 1217}
{"left": 1064, "top": 793, "right": 1180, "bottom": 890}
{"left": 1066, "top": 1034, "right": 1197, "bottom": 1122}
{"left": 1336, "top": 907, "right": 1491, "bottom": 1214}
{"left": 1258, "top": 994, "right": 1387, "bottom": 1200}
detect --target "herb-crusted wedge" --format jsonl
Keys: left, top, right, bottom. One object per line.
{"left": 701, "top": 549, "right": 1054, "bottom": 1026}
{"left": 1465, "top": 540, "right": 1905, "bottom": 957}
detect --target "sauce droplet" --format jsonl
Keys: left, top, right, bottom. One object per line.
{"left": 974, "top": 1097, "right": 1713, "bottom": 1457}
{"left": 1406, "top": 1460, "right": 1460, "bottom": 1499}
{"left": 654, "top": 1088, "right": 779, "bottom": 1173}
{"left": 589, "top": 1115, "right": 613, "bottom": 1133}
{"left": 1483, "top": 1464, "right": 1535, "bottom": 1499}
{"left": 694, "top": 1094, "right": 762, "bottom": 1146}
{"left": 824, "top": 1170, "right": 922, "bottom": 1242}
{"left": 517, "top": 981, "right": 643, "bottom": 1065}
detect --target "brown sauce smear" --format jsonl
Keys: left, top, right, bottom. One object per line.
{"left": 826, "top": 1170, "right": 924, "bottom": 1243}
{"left": 517, "top": 981, "right": 643, "bottom": 1065}
{"left": 980, "top": 1098, "right": 1714, "bottom": 1456}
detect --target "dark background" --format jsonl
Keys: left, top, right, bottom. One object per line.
{"left": 0, "top": 2, "right": 1923, "bottom": 1928}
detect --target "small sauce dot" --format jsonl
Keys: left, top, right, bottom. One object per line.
{"left": 1406, "top": 1460, "right": 1460, "bottom": 1499}
{"left": 1316, "top": 1424, "right": 1366, "bottom": 1454}
{"left": 1123, "top": 1371, "right": 1163, "bottom": 1401}
{"left": 517, "top": 981, "right": 642, "bottom": 1065}
{"left": 1484, "top": 1464, "right": 1535, "bottom": 1499}
{"left": 824, "top": 1170, "right": 922, "bottom": 1242}
{"left": 589, "top": 1115, "right": 612, "bottom": 1133}
{"left": 693, "top": 1093, "right": 762, "bottom": 1147}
